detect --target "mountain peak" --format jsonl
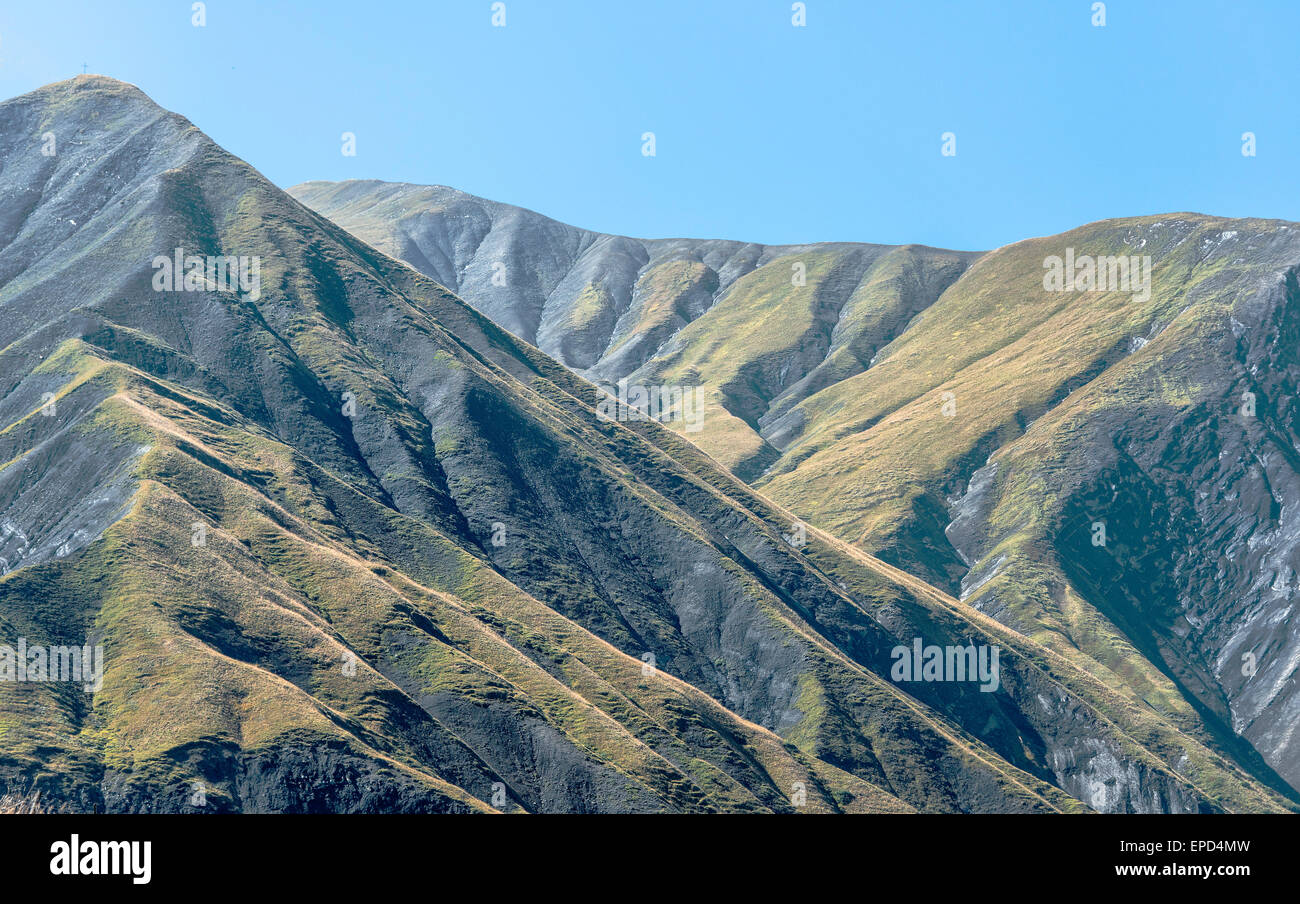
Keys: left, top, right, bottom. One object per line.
{"left": 24, "top": 73, "right": 153, "bottom": 104}
{"left": 1, "top": 74, "right": 176, "bottom": 152}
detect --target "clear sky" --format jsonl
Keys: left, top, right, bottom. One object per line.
{"left": 0, "top": 1, "right": 1294, "bottom": 250}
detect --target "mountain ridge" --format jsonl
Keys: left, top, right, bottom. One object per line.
{"left": 293, "top": 177, "right": 1300, "bottom": 802}
{"left": 289, "top": 178, "right": 983, "bottom": 479}
{"left": 0, "top": 77, "right": 1291, "bottom": 812}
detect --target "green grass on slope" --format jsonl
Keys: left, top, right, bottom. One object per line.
{"left": 753, "top": 215, "right": 1300, "bottom": 804}
{"left": 0, "top": 342, "right": 913, "bottom": 812}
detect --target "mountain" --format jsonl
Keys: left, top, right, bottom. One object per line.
{"left": 293, "top": 182, "right": 1300, "bottom": 801}
{"left": 757, "top": 215, "right": 1300, "bottom": 793}
{"left": 288, "top": 180, "right": 980, "bottom": 480}
{"left": 0, "top": 77, "right": 1291, "bottom": 813}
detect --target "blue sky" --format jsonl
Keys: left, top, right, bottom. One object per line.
{"left": 0, "top": 1, "right": 1294, "bottom": 250}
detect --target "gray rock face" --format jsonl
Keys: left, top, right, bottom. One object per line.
{"left": 926, "top": 222, "right": 1300, "bottom": 795}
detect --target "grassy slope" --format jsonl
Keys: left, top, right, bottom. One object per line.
{"left": 1, "top": 341, "right": 912, "bottom": 813}
{"left": 755, "top": 215, "right": 1300, "bottom": 799}
{"left": 297, "top": 175, "right": 1293, "bottom": 812}
{"left": 375, "top": 256, "right": 1292, "bottom": 814}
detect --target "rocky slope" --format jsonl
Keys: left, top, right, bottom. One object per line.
{"left": 747, "top": 216, "right": 1300, "bottom": 796}
{"left": 295, "top": 188, "right": 1300, "bottom": 803}
{"left": 289, "top": 180, "right": 979, "bottom": 480}
{"left": 0, "top": 77, "right": 1291, "bottom": 813}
